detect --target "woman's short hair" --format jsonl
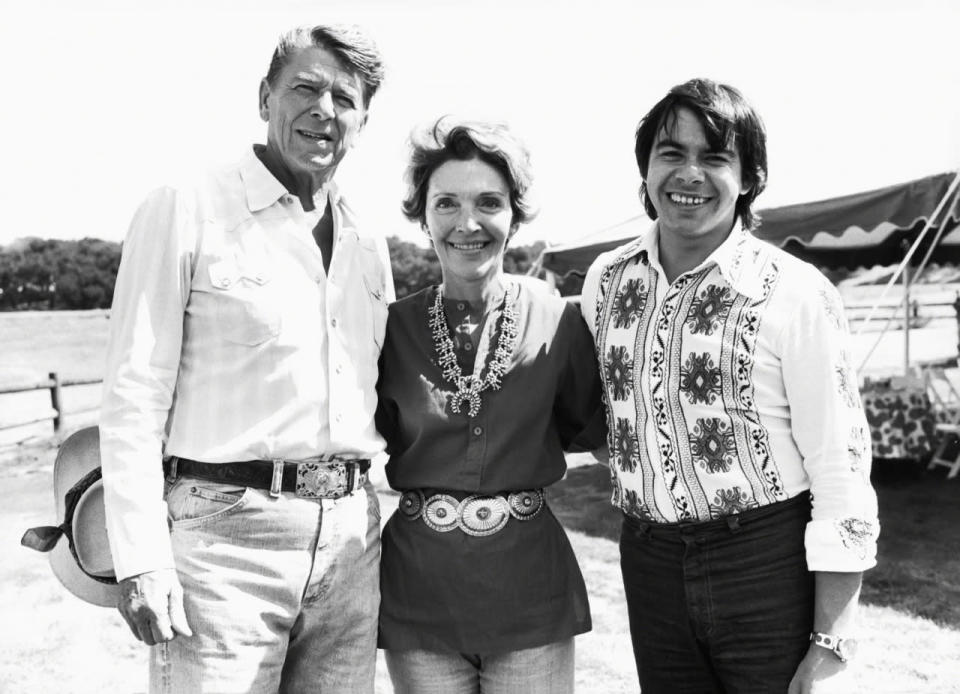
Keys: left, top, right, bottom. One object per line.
{"left": 634, "top": 78, "right": 768, "bottom": 231}
{"left": 265, "top": 24, "right": 385, "bottom": 106}
{"left": 401, "top": 117, "right": 538, "bottom": 227}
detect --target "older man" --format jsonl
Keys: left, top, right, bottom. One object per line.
{"left": 581, "top": 79, "right": 879, "bottom": 693}
{"left": 100, "top": 25, "right": 392, "bottom": 693}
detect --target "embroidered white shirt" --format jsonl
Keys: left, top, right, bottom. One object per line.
{"left": 100, "top": 147, "right": 394, "bottom": 580}
{"left": 581, "top": 223, "right": 878, "bottom": 571}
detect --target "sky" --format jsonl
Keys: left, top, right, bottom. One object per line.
{"left": 2, "top": 0, "right": 959, "bottom": 250}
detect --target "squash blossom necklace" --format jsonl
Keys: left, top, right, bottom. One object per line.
{"left": 428, "top": 283, "right": 520, "bottom": 417}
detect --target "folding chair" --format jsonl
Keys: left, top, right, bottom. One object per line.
{"left": 923, "top": 365, "right": 960, "bottom": 479}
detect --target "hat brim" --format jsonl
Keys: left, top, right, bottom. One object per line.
{"left": 49, "top": 539, "right": 121, "bottom": 608}
{"left": 47, "top": 426, "right": 122, "bottom": 608}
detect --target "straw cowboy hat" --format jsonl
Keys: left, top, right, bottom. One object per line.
{"left": 21, "top": 426, "right": 120, "bottom": 607}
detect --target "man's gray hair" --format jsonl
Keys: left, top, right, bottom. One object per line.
{"left": 265, "top": 24, "right": 385, "bottom": 106}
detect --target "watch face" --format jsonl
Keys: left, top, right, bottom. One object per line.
{"left": 837, "top": 638, "right": 858, "bottom": 662}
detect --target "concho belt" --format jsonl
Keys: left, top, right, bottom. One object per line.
{"left": 398, "top": 489, "right": 545, "bottom": 536}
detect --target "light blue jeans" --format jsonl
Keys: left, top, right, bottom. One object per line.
{"left": 385, "top": 639, "right": 575, "bottom": 694}
{"left": 150, "top": 475, "right": 380, "bottom": 693}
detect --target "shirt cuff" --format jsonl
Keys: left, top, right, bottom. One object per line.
{"left": 108, "top": 501, "right": 176, "bottom": 581}
{"left": 805, "top": 517, "right": 879, "bottom": 572}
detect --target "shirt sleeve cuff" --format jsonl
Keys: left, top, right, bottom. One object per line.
{"left": 109, "top": 502, "right": 176, "bottom": 581}
{"left": 805, "top": 517, "right": 879, "bottom": 572}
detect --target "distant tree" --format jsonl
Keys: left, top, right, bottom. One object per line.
{"left": 387, "top": 237, "right": 441, "bottom": 298}
{"left": 0, "top": 235, "right": 565, "bottom": 310}
{"left": 0, "top": 238, "right": 121, "bottom": 310}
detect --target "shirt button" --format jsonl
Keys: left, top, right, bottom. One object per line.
{"left": 331, "top": 318, "right": 338, "bottom": 327}
{"left": 472, "top": 426, "right": 483, "bottom": 436}
{"left": 457, "top": 302, "right": 465, "bottom": 310}
{"left": 464, "top": 343, "right": 473, "bottom": 351}
{"left": 336, "top": 364, "right": 343, "bottom": 374}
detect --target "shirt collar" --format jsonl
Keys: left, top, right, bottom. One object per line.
{"left": 610, "top": 220, "right": 766, "bottom": 300}
{"left": 239, "top": 146, "right": 340, "bottom": 213}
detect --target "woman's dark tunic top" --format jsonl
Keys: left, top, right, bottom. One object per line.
{"left": 375, "top": 282, "right": 605, "bottom": 654}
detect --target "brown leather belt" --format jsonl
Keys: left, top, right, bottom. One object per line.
{"left": 164, "top": 456, "right": 371, "bottom": 500}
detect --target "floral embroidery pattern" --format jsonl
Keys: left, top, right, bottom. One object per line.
{"left": 819, "top": 287, "right": 843, "bottom": 329}
{"left": 835, "top": 352, "right": 859, "bottom": 408}
{"left": 604, "top": 345, "right": 634, "bottom": 401}
{"left": 836, "top": 518, "right": 874, "bottom": 559}
{"left": 611, "top": 278, "right": 646, "bottom": 329}
{"left": 848, "top": 426, "right": 868, "bottom": 472}
{"left": 689, "top": 418, "right": 738, "bottom": 473}
{"left": 613, "top": 417, "right": 640, "bottom": 473}
{"left": 709, "top": 486, "right": 759, "bottom": 518}
{"left": 622, "top": 488, "right": 655, "bottom": 521}
{"left": 679, "top": 352, "right": 721, "bottom": 405}
{"left": 686, "top": 285, "right": 733, "bottom": 335}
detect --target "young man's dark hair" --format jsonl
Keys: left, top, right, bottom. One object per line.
{"left": 634, "top": 78, "right": 768, "bottom": 230}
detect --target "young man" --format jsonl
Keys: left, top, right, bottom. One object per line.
{"left": 99, "top": 25, "right": 393, "bottom": 693}
{"left": 581, "top": 79, "right": 878, "bottom": 693}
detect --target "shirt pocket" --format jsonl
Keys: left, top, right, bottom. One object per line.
{"left": 208, "top": 259, "right": 281, "bottom": 345}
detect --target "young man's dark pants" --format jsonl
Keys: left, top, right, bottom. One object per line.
{"left": 620, "top": 493, "right": 814, "bottom": 694}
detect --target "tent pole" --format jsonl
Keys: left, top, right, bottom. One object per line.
{"left": 903, "top": 262, "right": 911, "bottom": 376}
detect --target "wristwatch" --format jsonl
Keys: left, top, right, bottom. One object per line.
{"left": 811, "top": 632, "right": 858, "bottom": 662}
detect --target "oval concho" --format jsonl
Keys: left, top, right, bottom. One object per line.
{"left": 399, "top": 490, "right": 426, "bottom": 521}
{"left": 422, "top": 494, "right": 460, "bottom": 532}
{"left": 458, "top": 495, "right": 510, "bottom": 537}
{"left": 507, "top": 489, "right": 544, "bottom": 520}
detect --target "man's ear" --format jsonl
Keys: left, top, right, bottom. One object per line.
{"left": 258, "top": 78, "right": 271, "bottom": 123}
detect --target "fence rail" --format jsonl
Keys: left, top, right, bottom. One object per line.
{"left": 0, "top": 372, "right": 102, "bottom": 433}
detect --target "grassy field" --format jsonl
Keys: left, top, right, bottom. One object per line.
{"left": 2, "top": 307, "right": 960, "bottom": 692}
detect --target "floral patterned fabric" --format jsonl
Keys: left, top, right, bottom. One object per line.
{"left": 581, "top": 224, "right": 880, "bottom": 572}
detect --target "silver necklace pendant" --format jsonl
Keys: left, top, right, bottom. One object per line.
{"left": 429, "top": 284, "right": 519, "bottom": 418}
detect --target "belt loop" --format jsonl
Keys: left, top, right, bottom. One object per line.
{"left": 725, "top": 515, "right": 742, "bottom": 534}
{"left": 270, "top": 460, "right": 284, "bottom": 498}
{"left": 349, "top": 463, "right": 358, "bottom": 492}
{"left": 165, "top": 457, "right": 178, "bottom": 484}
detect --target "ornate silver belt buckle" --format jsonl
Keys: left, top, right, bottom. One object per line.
{"left": 399, "top": 490, "right": 426, "bottom": 520}
{"left": 296, "top": 462, "right": 347, "bottom": 499}
{"left": 507, "top": 489, "right": 545, "bottom": 520}
{"left": 457, "top": 495, "right": 510, "bottom": 536}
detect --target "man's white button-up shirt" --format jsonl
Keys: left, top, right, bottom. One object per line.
{"left": 100, "top": 147, "right": 394, "bottom": 580}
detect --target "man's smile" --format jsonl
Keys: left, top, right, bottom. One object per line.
{"left": 448, "top": 240, "right": 490, "bottom": 251}
{"left": 667, "top": 192, "right": 712, "bottom": 207}
{"left": 298, "top": 129, "right": 334, "bottom": 143}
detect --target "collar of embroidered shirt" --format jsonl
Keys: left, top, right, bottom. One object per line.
{"left": 616, "top": 221, "right": 765, "bottom": 300}
{"left": 240, "top": 145, "right": 341, "bottom": 214}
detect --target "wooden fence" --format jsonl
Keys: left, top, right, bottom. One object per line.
{"left": 0, "top": 373, "right": 101, "bottom": 434}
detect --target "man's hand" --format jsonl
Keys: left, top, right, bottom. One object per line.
{"left": 117, "top": 568, "right": 192, "bottom": 645}
{"left": 787, "top": 645, "right": 850, "bottom": 694}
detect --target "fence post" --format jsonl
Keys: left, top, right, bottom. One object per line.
{"left": 49, "top": 371, "right": 62, "bottom": 433}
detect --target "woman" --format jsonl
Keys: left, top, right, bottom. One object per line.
{"left": 375, "top": 118, "right": 606, "bottom": 693}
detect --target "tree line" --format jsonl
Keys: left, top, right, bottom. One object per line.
{"left": 0, "top": 237, "right": 579, "bottom": 311}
